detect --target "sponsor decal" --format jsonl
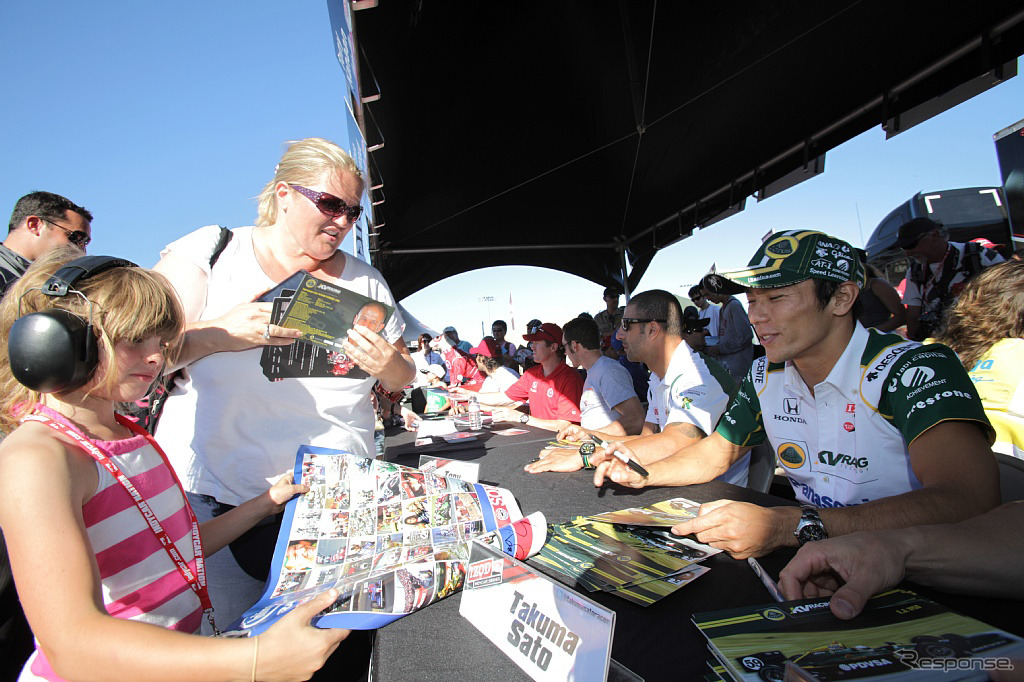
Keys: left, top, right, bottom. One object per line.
{"left": 905, "top": 389, "right": 975, "bottom": 419}
{"left": 753, "top": 357, "right": 766, "bottom": 384}
{"left": 835, "top": 258, "right": 850, "bottom": 271}
{"left": 866, "top": 344, "right": 914, "bottom": 382}
{"left": 817, "top": 451, "right": 868, "bottom": 469}
{"left": 681, "top": 397, "right": 693, "bottom": 410}
{"left": 845, "top": 403, "right": 856, "bottom": 414}
{"left": 811, "top": 258, "right": 831, "bottom": 268}
{"left": 773, "top": 414, "right": 807, "bottom": 424}
{"left": 783, "top": 398, "right": 800, "bottom": 415}
{"left": 467, "top": 558, "right": 504, "bottom": 588}
{"left": 905, "top": 378, "right": 947, "bottom": 398}
{"left": 776, "top": 442, "right": 807, "bottom": 469}
{"left": 840, "top": 660, "right": 893, "bottom": 672}
{"left": 815, "top": 247, "right": 828, "bottom": 257}
{"left": 843, "top": 421, "right": 855, "bottom": 432}
{"left": 762, "top": 608, "right": 786, "bottom": 621}
{"left": 531, "top": 381, "right": 538, "bottom": 392}
{"left": 546, "top": 388, "right": 554, "bottom": 398}
{"left": 796, "top": 481, "right": 871, "bottom": 508}
{"left": 789, "top": 601, "right": 829, "bottom": 615}
{"left": 764, "top": 236, "right": 797, "bottom": 257}
{"left": 900, "top": 366, "right": 935, "bottom": 388}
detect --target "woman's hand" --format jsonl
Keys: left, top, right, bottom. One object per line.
{"left": 256, "top": 589, "right": 351, "bottom": 681}
{"left": 196, "top": 302, "right": 303, "bottom": 353}
{"left": 342, "top": 326, "right": 415, "bottom": 390}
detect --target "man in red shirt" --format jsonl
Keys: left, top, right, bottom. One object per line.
{"left": 452, "top": 322, "right": 583, "bottom": 430}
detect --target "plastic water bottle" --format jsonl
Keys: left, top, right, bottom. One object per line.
{"left": 468, "top": 396, "right": 482, "bottom": 430}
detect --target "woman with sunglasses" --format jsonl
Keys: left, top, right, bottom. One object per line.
{"left": 151, "top": 138, "right": 414, "bottom": 643}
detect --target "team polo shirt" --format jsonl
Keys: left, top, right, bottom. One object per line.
{"left": 580, "top": 355, "right": 637, "bottom": 430}
{"left": 504, "top": 362, "right": 584, "bottom": 423}
{"left": 646, "top": 342, "right": 749, "bottom": 486}
{"left": 716, "top": 324, "right": 993, "bottom": 508}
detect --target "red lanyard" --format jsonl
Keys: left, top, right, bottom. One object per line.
{"left": 22, "top": 412, "right": 219, "bottom": 635}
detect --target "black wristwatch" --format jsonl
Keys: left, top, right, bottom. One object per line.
{"left": 579, "top": 442, "right": 596, "bottom": 469}
{"left": 794, "top": 505, "right": 828, "bottom": 546}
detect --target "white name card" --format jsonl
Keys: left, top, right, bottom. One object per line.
{"left": 460, "top": 542, "right": 615, "bottom": 681}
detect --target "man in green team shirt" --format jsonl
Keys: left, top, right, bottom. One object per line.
{"left": 594, "top": 230, "right": 999, "bottom": 559}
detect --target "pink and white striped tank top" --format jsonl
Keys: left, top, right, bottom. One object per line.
{"left": 21, "top": 408, "right": 202, "bottom": 681}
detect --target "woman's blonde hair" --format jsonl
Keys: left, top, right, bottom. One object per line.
{"left": 255, "top": 137, "right": 364, "bottom": 226}
{"left": 935, "top": 259, "right": 1024, "bottom": 370}
{"left": 0, "top": 247, "right": 184, "bottom": 431}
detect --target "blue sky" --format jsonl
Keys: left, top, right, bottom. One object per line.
{"left": 2, "top": 2, "right": 1021, "bottom": 345}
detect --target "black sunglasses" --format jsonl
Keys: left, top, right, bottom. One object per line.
{"left": 291, "top": 184, "right": 363, "bottom": 222}
{"left": 620, "top": 318, "right": 666, "bottom": 331}
{"left": 42, "top": 218, "right": 90, "bottom": 248}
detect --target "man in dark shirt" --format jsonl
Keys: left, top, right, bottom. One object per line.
{"left": 1, "top": 191, "right": 93, "bottom": 296}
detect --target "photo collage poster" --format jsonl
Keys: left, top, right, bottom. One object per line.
{"left": 234, "top": 445, "right": 544, "bottom": 634}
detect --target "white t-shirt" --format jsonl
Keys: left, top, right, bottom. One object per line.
{"left": 156, "top": 225, "right": 405, "bottom": 505}
{"left": 580, "top": 356, "right": 637, "bottom": 430}
{"left": 699, "top": 304, "right": 721, "bottom": 338}
{"left": 646, "top": 341, "right": 749, "bottom": 486}
{"left": 480, "top": 365, "right": 520, "bottom": 394}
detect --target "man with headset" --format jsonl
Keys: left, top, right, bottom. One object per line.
{"left": 1, "top": 191, "right": 93, "bottom": 297}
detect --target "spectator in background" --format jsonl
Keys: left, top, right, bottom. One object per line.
{"left": 454, "top": 322, "right": 583, "bottom": 430}
{"left": 490, "top": 319, "right": 518, "bottom": 369}
{"left": 609, "top": 334, "right": 650, "bottom": 402}
{"left": 897, "top": 217, "right": 1004, "bottom": 340}
{"left": 688, "top": 284, "right": 720, "bottom": 348}
{"left": 412, "top": 333, "right": 446, "bottom": 386}
{"left": 936, "top": 260, "right": 1024, "bottom": 459}
{"left": 680, "top": 306, "right": 710, "bottom": 352}
{"left": 561, "top": 316, "right": 644, "bottom": 435}
{"left": 594, "top": 286, "right": 625, "bottom": 356}
{"left": 701, "top": 273, "right": 754, "bottom": 383}
{"left": 442, "top": 326, "right": 473, "bottom": 353}
{"left": 471, "top": 337, "right": 521, "bottom": 393}
{"left": 854, "top": 248, "right": 906, "bottom": 332}
{"left": 1, "top": 191, "right": 93, "bottom": 296}
{"left": 515, "top": 318, "right": 543, "bottom": 370}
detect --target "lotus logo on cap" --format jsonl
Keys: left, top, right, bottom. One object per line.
{"left": 764, "top": 236, "right": 797, "bottom": 257}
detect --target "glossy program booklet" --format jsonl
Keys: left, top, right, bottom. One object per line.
{"left": 693, "top": 589, "right": 1024, "bottom": 681}
{"left": 259, "top": 270, "right": 395, "bottom": 381}
{"left": 232, "top": 445, "right": 545, "bottom": 634}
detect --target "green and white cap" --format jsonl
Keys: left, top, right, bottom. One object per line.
{"left": 720, "top": 230, "right": 865, "bottom": 290}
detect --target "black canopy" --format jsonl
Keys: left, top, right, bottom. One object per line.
{"left": 353, "top": 1, "right": 1024, "bottom": 299}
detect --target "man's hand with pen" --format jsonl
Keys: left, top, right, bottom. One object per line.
{"left": 591, "top": 441, "right": 651, "bottom": 488}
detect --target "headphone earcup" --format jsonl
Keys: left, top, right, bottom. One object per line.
{"left": 9, "top": 309, "right": 99, "bottom": 393}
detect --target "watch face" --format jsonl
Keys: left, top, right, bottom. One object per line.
{"left": 798, "top": 523, "right": 827, "bottom": 544}
{"left": 579, "top": 442, "right": 596, "bottom": 456}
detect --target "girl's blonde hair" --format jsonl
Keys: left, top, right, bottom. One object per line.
{"left": 935, "top": 259, "right": 1024, "bottom": 370}
{"left": 255, "top": 137, "right": 364, "bottom": 226}
{"left": 0, "top": 247, "right": 184, "bottom": 431}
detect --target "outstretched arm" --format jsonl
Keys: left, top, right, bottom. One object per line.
{"left": 778, "top": 502, "right": 1024, "bottom": 619}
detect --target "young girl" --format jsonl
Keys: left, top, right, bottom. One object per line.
{"left": 0, "top": 249, "right": 348, "bottom": 681}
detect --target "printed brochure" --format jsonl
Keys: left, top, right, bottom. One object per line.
{"left": 693, "top": 589, "right": 1024, "bottom": 681}
{"left": 259, "top": 271, "right": 394, "bottom": 381}
{"left": 233, "top": 445, "right": 545, "bottom": 634}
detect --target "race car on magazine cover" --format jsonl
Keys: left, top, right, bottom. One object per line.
{"left": 737, "top": 632, "right": 1017, "bottom": 682}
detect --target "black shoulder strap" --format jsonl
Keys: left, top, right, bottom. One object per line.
{"left": 208, "top": 226, "right": 233, "bottom": 269}
{"left": 961, "top": 241, "right": 983, "bottom": 278}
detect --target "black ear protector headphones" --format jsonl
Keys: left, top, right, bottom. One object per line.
{"left": 8, "top": 256, "right": 138, "bottom": 393}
